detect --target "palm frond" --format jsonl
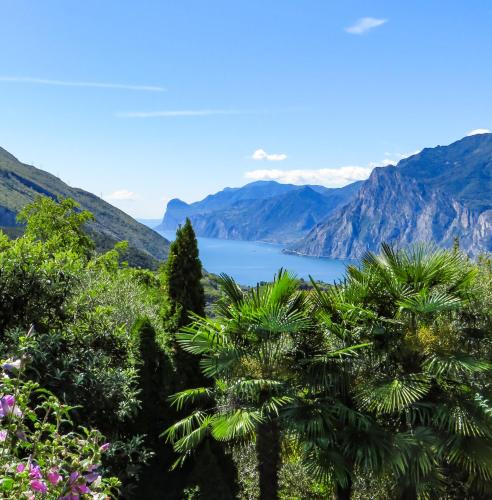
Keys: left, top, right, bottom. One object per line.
{"left": 423, "top": 354, "right": 491, "bottom": 378}
{"left": 356, "top": 374, "right": 431, "bottom": 414}
{"left": 211, "top": 409, "right": 262, "bottom": 441}
{"left": 169, "top": 387, "right": 212, "bottom": 411}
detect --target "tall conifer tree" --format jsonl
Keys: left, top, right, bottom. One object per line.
{"left": 164, "top": 218, "right": 205, "bottom": 326}
{"left": 163, "top": 219, "right": 237, "bottom": 498}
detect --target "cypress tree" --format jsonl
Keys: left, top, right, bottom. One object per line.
{"left": 132, "top": 317, "right": 172, "bottom": 441}
{"left": 163, "top": 218, "right": 207, "bottom": 389}
{"left": 164, "top": 218, "right": 205, "bottom": 326}
{"left": 131, "top": 318, "right": 181, "bottom": 499}
{"left": 162, "top": 219, "right": 238, "bottom": 498}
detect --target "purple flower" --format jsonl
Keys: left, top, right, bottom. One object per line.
{"left": 47, "top": 468, "right": 62, "bottom": 485}
{"left": 29, "top": 464, "right": 42, "bottom": 479}
{"left": 85, "top": 471, "right": 100, "bottom": 483}
{"left": 0, "top": 430, "right": 7, "bottom": 441}
{"left": 0, "top": 395, "right": 22, "bottom": 419}
{"left": 30, "top": 479, "right": 48, "bottom": 494}
{"left": 76, "top": 483, "right": 91, "bottom": 494}
{"left": 99, "top": 442, "right": 110, "bottom": 452}
{"left": 85, "top": 463, "right": 100, "bottom": 482}
{"left": 2, "top": 359, "right": 22, "bottom": 373}
{"left": 16, "top": 463, "right": 26, "bottom": 473}
{"left": 16, "top": 429, "right": 27, "bottom": 441}
{"left": 69, "top": 471, "right": 80, "bottom": 483}
{"left": 0, "top": 395, "right": 14, "bottom": 416}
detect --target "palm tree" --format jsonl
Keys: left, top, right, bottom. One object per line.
{"left": 165, "top": 270, "right": 314, "bottom": 500}
{"left": 344, "top": 244, "right": 492, "bottom": 498}
{"left": 290, "top": 276, "right": 399, "bottom": 500}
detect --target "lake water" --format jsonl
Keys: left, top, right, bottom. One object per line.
{"left": 140, "top": 220, "right": 352, "bottom": 286}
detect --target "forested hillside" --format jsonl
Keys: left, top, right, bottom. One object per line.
{"left": 0, "top": 146, "right": 169, "bottom": 268}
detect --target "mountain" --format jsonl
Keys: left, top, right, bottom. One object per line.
{"left": 158, "top": 180, "right": 361, "bottom": 243}
{"left": 398, "top": 133, "right": 492, "bottom": 211}
{"left": 0, "top": 146, "right": 169, "bottom": 268}
{"left": 160, "top": 181, "right": 316, "bottom": 230}
{"left": 288, "top": 134, "right": 492, "bottom": 258}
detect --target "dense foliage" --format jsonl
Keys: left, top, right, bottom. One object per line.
{"left": 167, "top": 247, "right": 492, "bottom": 499}
{"left": 0, "top": 195, "right": 490, "bottom": 499}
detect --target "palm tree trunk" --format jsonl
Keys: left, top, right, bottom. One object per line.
{"left": 335, "top": 477, "right": 352, "bottom": 500}
{"left": 400, "top": 484, "right": 417, "bottom": 500}
{"left": 256, "top": 418, "right": 281, "bottom": 500}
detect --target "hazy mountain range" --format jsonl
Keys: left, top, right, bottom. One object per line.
{"left": 0, "top": 146, "right": 169, "bottom": 268}
{"left": 159, "top": 181, "right": 362, "bottom": 243}
{"left": 161, "top": 133, "right": 492, "bottom": 258}
{"left": 1, "top": 132, "right": 490, "bottom": 266}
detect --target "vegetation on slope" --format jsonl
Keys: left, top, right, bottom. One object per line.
{"left": 0, "top": 146, "right": 169, "bottom": 268}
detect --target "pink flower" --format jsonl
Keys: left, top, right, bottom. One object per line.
{"left": 16, "top": 463, "right": 26, "bottom": 473}
{"left": 0, "top": 395, "right": 22, "bottom": 419}
{"left": 99, "top": 442, "right": 110, "bottom": 452}
{"left": 30, "top": 479, "right": 48, "bottom": 494}
{"left": 29, "top": 464, "right": 42, "bottom": 479}
{"left": 0, "top": 430, "right": 7, "bottom": 441}
{"left": 2, "top": 395, "right": 14, "bottom": 406}
{"left": 47, "top": 468, "right": 62, "bottom": 485}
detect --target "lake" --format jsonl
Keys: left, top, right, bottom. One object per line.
{"left": 140, "top": 220, "right": 352, "bottom": 286}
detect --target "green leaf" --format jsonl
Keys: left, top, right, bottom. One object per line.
{"left": 423, "top": 354, "right": 492, "bottom": 379}
{"left": 357, "top": 374, "right": 431, "bottom": 414}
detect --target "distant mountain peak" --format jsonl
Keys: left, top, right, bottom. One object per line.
{"left": 158, "top": 177, "right": 361, "bottom": 243}
{"left": 289, "top": 134, "right": 492, "bottom": 258}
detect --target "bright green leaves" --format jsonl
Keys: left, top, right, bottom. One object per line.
{"left": 17, "top": 196, "right": 95, "bottom": 258}
{"left": 356, "top": 375, "right": 431, "bottom": 414}
{"left": 423, "top": 353, "right": 492, "bottom": 378}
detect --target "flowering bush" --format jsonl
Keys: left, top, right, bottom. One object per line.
{"left": 0, "top": 337, "right": 120, "bottom": 499}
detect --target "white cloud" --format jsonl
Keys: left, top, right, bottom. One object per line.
{"left": 105, "top": 189, "right": 139, "bottom": 201}
{"left": 378, "top": 149, "right": 422, "bottom": 166}
{"left": 345, "top": 17, "right": 387, "bottom": 35}
{"left": 466, "top": 128, "right": 491, "bottom": 136}
{"left": 251, "top": 148, "right": 288, "bottom": 162}
{"left": 244, "top": 150, "right": 423, "bottom": 187}
{"left": 245, "top": 166, "right": 373, "bottom": 187}
{"left": 0, "top": 76, "right": 165, "bottom": 91}
{"left": 116, "top": 109, "right": 250, "bottom": 118}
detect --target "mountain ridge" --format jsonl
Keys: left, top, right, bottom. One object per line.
{"left": 288, "top": 134, "right": 492, "bottom": 258}
{"left": 158, "top": 180, "right": 362, "bottom": 243}
{"left": 0, "top": 147, "right": 170, "bottom": 268}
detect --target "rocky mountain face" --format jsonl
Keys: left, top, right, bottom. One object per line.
{"left": 288, "top": 134, "right": 492, "bottom": 258}
{"left": 0, "top": 146, "right": 169, "bottom": 268}
{"left": 159, "top": 180, "right": 361, "bottom": 243}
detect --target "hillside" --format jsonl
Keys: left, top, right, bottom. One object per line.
{"left": 288, "top": 134, "right": 492, "bottom": 258}
{"left": 0, "top": 147, "right": 169, "bottom": 268}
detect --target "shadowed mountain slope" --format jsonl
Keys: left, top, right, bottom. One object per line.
{"left": 0, "top": 146, "right": 169, "bottom": 268}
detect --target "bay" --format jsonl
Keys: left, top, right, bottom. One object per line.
{"left": 141, "top": 221, "right": 352, "bottom": 286}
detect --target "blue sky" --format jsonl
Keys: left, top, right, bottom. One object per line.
{"left": 0, "top": 0, "right": 491, "bottom": 218}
